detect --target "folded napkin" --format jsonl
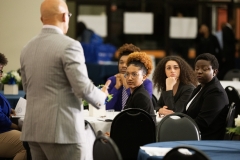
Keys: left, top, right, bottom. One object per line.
{"left": 140, "top": 147, "right": 191, "bottom": 156}
{"left": 141, "top": 147, "right": 171, "bottom": 156}
{"left": 97, "top": 117, "right": 113, "bottom": 122}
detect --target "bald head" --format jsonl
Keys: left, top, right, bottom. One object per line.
{"left": 40, "top": 0, "right": 70, "bottom": 33}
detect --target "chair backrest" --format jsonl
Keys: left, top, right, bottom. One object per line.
{"left": 93, "top": 133, "right": 122, "bottom": 160}
{"left": 224, "top": 102, "right": 236, "bottom": 140}
{"left": 225, "top": 102, "right": 236, "bottom": 127}
{"left": 85, "top": 120, "right": 96, "bottom": 160}
{"left": 223, "top": 69, "right": 240, "bottom": 81}
{"left": 225, "top": 86, "right": 240, "bottom": 118}
{"left": 152, "top": 94, "right": 158, "bottom": 111}
{"left": 110, "top": 108, "right": 156, "bottom": 160}
{"left": 157, "top": 113, "right": 201, "bottom": 142}
{"left": 163, "top": 146, "right": 210, "bottom": 160}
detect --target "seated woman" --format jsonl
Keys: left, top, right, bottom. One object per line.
{"left": 0, "top": 53, "right": 27, "bottom": 160}
{"left": 123, "top": 52, "right": 156, "bottom": 123}
{"left": 153, "top": 56, "right": 198, "bottom": 116}
{"left": 106, "top": 44, "right": 153, "bottom": 111}
{"left": 185, "top": 53, "right": 229, "bottom": 140}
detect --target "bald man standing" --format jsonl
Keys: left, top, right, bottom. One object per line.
{"left": 20, "top": 0, "right": 110, "bottom": 159}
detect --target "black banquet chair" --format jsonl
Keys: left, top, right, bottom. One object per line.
{"left": 157, "top": 113, "right": 201, "bottom": 142}
{"left": 224, "top": 102, "right": 236, "bottom": 140}
{"left": 152, "top": 94, "right": 158, "bottom": 111}
{"left": 93, "top": 132, "right": 122, "bottom": 160}
{"left": 163, "top": 146, "right": 210, "bottom": 160}
{"left": 110, "top": 108, "right": 156, "bottom": 160}
{"left": 223, "top": 69, "right": 240, "bottom": 81}
{"left": 84, "top": 120, "right": 96, "bottom": 160}
{"left": 225, "top": 86, "right": 240, "bottom": 118}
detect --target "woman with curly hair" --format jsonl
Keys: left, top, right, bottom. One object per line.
{"left": 123, "top": 52, "right": 156, "bottom": 122}
{"left": 153, "top": 56, "right": 198, "bottom": 116}
{"left": 106, "top": 44, "right": 153, "bottom": 111}
{"left": 0, "top": 53, "right": 27, "bottom": 160}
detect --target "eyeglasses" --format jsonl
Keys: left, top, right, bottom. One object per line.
{"left": 124, "top": 72, "right": 140, "bottom": 79}
{"left": 68, "top": 13, "right": 72, "bottom": 18}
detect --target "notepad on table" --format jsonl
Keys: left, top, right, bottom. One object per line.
{"left": 11, "top": 97, "right": 26, "bottom": 118}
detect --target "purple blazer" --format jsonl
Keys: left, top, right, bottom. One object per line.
{"left": 0, "top": 93, "right": 12, "bottom": 133}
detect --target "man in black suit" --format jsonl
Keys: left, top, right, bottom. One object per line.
{"left": 221, "top": 20, "right": 237, "bottom": 79}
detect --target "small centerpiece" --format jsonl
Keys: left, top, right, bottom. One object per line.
{"left": 226, "top": 115, "right": 240, "bottom": 136}
{"left": 1, "top": 70, "right": 21, "bottom": 95}
{"left": 83, "top": 84, "right": 113, "bottom": 117}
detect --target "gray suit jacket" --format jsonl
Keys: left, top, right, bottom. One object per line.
{"left": 20, "top": 27, "right": 106, "bottom": 143}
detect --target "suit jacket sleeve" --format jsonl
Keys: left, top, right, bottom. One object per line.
{"left": 132, "top": 92, "right": 151, "bottom": 111}
{"left": 63, "top": 41, "right": 106, "bottom": 109}
{"left": 193, "top": 88, "right": 227, "bottom": 131}
{"left": 156, "top": 94, "right": 164, "bottom": 111}
{"left": 0, "top": 108, "right": 11, "bottom": 129}
{"left": 0, "top": 96, "right": 12, "bottom": 129}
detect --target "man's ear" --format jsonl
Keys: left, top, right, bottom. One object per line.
{"left": 62, "top": 13, "right": 66, "bottom": 22}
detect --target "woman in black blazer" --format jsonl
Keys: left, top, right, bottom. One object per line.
{"left": 123, "top": 52, "right": 156, "bottom": 123}
{"left": 185, "top": 53, "right": 229, "bottom": 140}
{"left": 153, "top": 56, "right": 198, "bottom": 116}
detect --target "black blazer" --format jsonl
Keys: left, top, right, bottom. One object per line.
{"left": 222, "top": 25, "right": 236, "bottom": 60}
{"left": 185, "top": 77, "right": 229, "bottom": 140}
{"left": 156, "top": 83, "right": 195, "bottom": 112}
{"left": 124, "top": 84, "right": 156, "bottom": 123}
{"left": 196, "top": 34, "right": 222, "bottom": 58}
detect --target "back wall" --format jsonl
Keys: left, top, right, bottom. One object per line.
{"left": 0, "top": 0, "right": 73, "bottom": 72}
{"left": 0, "top": 0, "right": 42, "bottom": 72}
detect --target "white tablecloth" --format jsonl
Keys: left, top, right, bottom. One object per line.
{"left": 84, "top": 116, "right": 112, "bottom": 134}
{"left": 85, "top": 112, "right": 162, "bottom": 134}
{"left": 18, "top": 110, "right": 162, "bottom": 133}
{"left": 220, "top": 81, "right": 240, "bottom": 94}
{"left": 17, "top": 110, "right": 118, "bottom": 133}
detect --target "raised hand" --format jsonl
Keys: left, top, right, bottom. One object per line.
{"left": 119, "top": 73, "right": 128, "bottom": 89}
{"left": 166, "top": 77, "right": 177, "bottom": 91}
{"left": 101, "top": 80, "right": 111, "bottom": 96}
{"left": 115, "top": 74, "right": 123, "bottom": 89}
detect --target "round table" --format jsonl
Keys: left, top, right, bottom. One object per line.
{"left": 19, "top": 110, "right": 163, "bottom": 133}
{"left": 138, "top": 140, "right": 240, "bottom": 160}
